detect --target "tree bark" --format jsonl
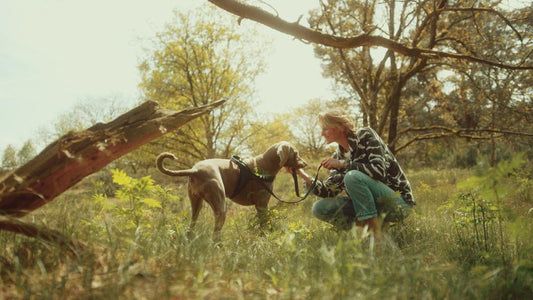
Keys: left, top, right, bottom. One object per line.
{"left": 0, "top": 100, "right": 225, "bottom": 217}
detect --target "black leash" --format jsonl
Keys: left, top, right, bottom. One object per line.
{"left": 230, "top": 155, "right": 322, "bottom": 204}
{"left": 291, "top": 164, "right": 322, "bottom": 202}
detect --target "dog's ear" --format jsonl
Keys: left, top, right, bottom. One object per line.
{"left": 276, "top": 142, "right": 292, "bottom": 167}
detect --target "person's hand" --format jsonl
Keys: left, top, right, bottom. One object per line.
{"left": 287, "top": 166, "right": 312, "bottom": 185}
{"left": 286, "top": 167, "right": 309, "bottom": 178}
{"left": 321, "top": 158, "right": 346, "bottom": 170}
{"left": 286, "top": 167, "right": 303, "bottom": 176}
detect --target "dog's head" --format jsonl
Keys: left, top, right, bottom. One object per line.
{"left": 275, "top": 141, "right": 307, "bottom": 169}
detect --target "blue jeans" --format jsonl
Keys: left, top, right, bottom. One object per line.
{"left": 312, "top": 170, "right": 411, "bottom": 229}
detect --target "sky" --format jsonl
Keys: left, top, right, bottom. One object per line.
{"left": 0, "top": 0, "right": 332, "bottom": 151}
{"left": 2, "top": 0, "right": 526, "bottom": 153}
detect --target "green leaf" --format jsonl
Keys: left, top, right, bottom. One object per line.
{"left": 141, "top": 198, "right": 162, "bottom": 209}
{"left": 112, "top": 169, "right": 132, "bottom": 186}
{"left": 116, "top": 190, "right": 128, "bottom": 202}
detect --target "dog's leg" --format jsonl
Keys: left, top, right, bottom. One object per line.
{"left": 254, "top": 193, "right": 271, "bottom": 231}
{"left": 187, "top": 186, "right": 202, "bottom": 239}
{"left": 255, "top": 205, "right": 268, "bottom": 229}
{"left": 212, "top": 196, "right": 226, "bottom": 241}
{"left": 203, "top": 179, "right": 227, "bottom": 241}
{"left": 212, "top": 203, "right": 226, "bottom": 242}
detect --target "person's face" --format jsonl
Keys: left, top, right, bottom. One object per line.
{"left": 321, "top": 125, "right": 345, "bottom": 144}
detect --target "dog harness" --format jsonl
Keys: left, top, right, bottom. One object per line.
{"left": 229, "top": 155, "right": 321, "bottom": 203}
{"left": 229, "top": 155, "right": 274, "bottom": 199}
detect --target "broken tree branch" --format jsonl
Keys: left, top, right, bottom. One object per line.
{"left": 208, "top": 0, "right": 533, "bottom": 70}
{"left": 0, "top": 100, "right": 225, "bottom": 217}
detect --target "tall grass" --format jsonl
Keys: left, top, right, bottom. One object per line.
{"left": 1, "top": 162, "right": 532, "bottom": 299}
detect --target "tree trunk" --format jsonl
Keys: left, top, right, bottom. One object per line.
{"left": 0, "top": 100, "right": 224, "bottom": 217}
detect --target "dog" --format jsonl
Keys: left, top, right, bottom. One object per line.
{"left": 156, "top": 141, "right": 307, "bottom": 239}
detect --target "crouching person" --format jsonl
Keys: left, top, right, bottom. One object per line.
{"left": 289, "top": 109, "right": 415, "bottom": 241}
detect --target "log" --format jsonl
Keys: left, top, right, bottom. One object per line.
{"left": 0, "top": 216, "right": 84, "bottom": 254}
{"left": 0, "top": 100, "right": 225, "bottom": 217}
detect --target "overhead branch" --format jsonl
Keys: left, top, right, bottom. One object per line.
{"left": 397, "top": 125, "right": 533, "bottom": 137}
{"left": 440, "top": 7, "right": 523, "bottom": 42}
{"left": 395, "top": 132, "right": 492, "bottom": 153}
{"left": 208, "top": 0, "right": 533, "bottom": 70}
{"left": 394, "top": 125, "right": 533, "bottom": 153}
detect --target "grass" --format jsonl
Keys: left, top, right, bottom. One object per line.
{"left": 0, "top": 166, "right": 532, "bottom": 299}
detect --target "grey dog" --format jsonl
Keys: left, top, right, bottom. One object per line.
{"left": 156, "top": 141, "right": 307, "bottom": 239}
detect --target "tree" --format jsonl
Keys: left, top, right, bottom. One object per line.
{"left": 439, "top": 5, "right": 532, "bottom": 165}
{"left": 208, "top": 0, "right": 532, "bottom": 153}
{"left": 1, "top": 145, "right": 17, "bottom": 171}
{"left": 17, "top": 140, "right": 36, "bottom": 166}
{"left": 244, "top": 115, "right": 294, "bottom": 156}
{"left": 394, "top": 4, "right": 532, "bottom": 162}
{"left": 288, "top": 98, "right": 348, "bottom": 161}
{"left": 138, "top": 6, "right": 267, "bottom": 169}
{"left": 37, "top": 95, "right": 131, "bottom": 147}
{"left": 73, "top": 94, "right": 131, "bottom": 128}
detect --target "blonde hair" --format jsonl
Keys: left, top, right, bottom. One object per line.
{"left": 318, "top": 109, "right": 355, "bottom": 133}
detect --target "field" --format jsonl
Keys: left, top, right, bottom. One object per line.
{"left": 1, "top": 162, "right": 532, "bottom": 299}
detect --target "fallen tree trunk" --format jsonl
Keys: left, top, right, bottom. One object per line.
{"left": 0, "top": 100, "right": 225, "bottom": 217}
{"left": 0, "top": 215, "right": 84, "bottom": 253}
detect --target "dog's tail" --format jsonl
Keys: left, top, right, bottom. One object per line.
{"left": 156, "top": 152, "right": 198, "bottom": 177}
